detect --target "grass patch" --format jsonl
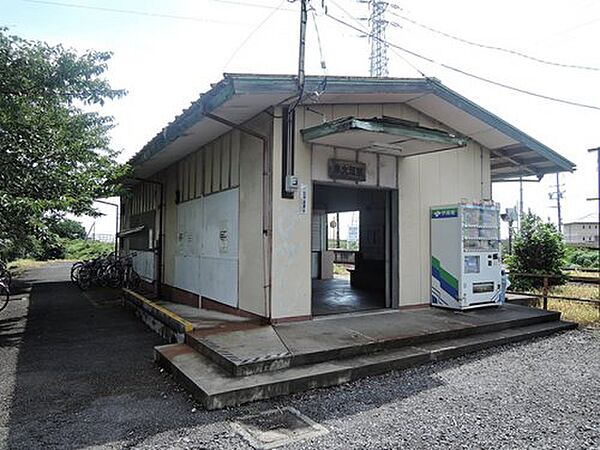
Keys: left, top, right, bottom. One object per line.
{"left": 531, "top": 297, "right": 599, "bottom": 326}
{"left": 7, "top": 259, "right": 57, "bottom": 276}
{"left": 63, "top": 239, "right": 114, "bottom": 260}
{"left": 527, "top": 283, "right": 600, "bottom": 326}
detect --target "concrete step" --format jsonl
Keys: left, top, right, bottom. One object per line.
{"left": 122, "top": 289, "right": 194, "bottom": 343}
{"left": 155, "top": 319, "right": 576, "bottom": 410}
{"left": 185, "top": 306, "right": 562, "bottom": 377}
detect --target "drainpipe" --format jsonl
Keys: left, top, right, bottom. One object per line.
{"left": 204, "top": 113, "right": 273, "bottom": 321}
{"left": 95, "top": 199, "right": 119, "bottom": 256}
{"left": 134, "top": 177, "right": 164, "bottom": 297}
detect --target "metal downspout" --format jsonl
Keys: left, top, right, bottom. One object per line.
{"left": 204, "top": 113, "right": 273, "bottom": 321}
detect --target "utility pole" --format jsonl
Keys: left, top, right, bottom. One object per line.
{"left": 297, "top": 0, "right": 308, "bottom": 89}
{"left": 588, "top": 147, "right": 600, "bottom": 248}
{"left": 95, "top": 199, "right": 120, "bottom": 256}
{"left": 518, "top": 176, "right": 524, "bottom": 228}
{"left": 367, "top": 0, "right": 389, "bottom": 77}
{"left": 548, "top": 172, "right": 565, "bottom": 233}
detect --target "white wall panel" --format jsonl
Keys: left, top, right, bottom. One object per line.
{"left": 173, "top": 197, "right": 203, "bottom": 294}
{"left": 358, "top": 151, "right": 377, "bottom": 185}
{"left": 132, "top": 250, "right": 155, "bottom": 282}
{"left": 200, "top": 188, "right": 239, "bottom": 307}
{"left": 379, "top": 154, "right": 397, "bottom": 188}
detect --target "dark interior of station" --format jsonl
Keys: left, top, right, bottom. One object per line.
{"left": 311, "top": 184, "right": 392, "bottom": 315}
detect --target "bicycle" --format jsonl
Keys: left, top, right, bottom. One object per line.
{"left": 0, "top": 260, "right": 11, "bottom": 288}
{"left": 0, "top": 279, "right": 9, "bottom": 313}
{"left": 71, "top": 252, "right": 140, "bottom": 291}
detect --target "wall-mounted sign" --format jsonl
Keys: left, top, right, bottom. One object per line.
{"left": 219, "top": 220, "right": 229, "bottom": 254}
{"left": 299, "top": 184, "right": 308, "bottom": 215}
{"left": 328, "top": 159, "right": 366, "bottom": 182}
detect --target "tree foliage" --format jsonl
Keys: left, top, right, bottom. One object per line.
{"left": 564, "top": 246, "right": 600, "bottom": 270}
{"left": 506, "top": 212, "right": 566, "bottom": 290}
{"left": 0, "top": 28, "right": 128, "bottom": 259}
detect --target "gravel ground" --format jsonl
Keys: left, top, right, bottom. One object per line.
{"left": 0, "top": 262, "right": 598, "bottom": 450}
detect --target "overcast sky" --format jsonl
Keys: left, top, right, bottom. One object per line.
{"left": 4, "top": 0, "right": 599, "bottom": 235}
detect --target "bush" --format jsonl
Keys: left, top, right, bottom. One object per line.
{"left": 564, "top": 246, "right": 599, "bottom": 269}
{"left": 506, "top": 212, "right": 566, "bottom": 290}
{"left": 51, "top": 219, "right": 87, "bottom": 240}
{"left": 63, "top": 239, "right": 114, "bottom": 260}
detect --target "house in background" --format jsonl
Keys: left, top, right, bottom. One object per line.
{"left": 563, "top": 214, "right": 599, "bottom": 248}
{"left": 119, "top": 73, "right": 575, "bottom": 323}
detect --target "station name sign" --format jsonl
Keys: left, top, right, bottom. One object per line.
{"left": 328, "top": 159, "right": 366, "bottom": 182}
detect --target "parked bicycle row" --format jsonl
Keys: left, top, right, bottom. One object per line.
{"left": 0, "top": 259, "right": 12, "bottom": 312}
{"left": 71, "top": 252, "right": 141, "bottom": 291}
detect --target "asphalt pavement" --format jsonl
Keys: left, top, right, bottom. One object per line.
{"left": 0, "top": 262, "right": 598, "bottom": 449}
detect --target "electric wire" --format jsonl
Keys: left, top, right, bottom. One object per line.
{"left": 206, "top": 0, "right": 295, "bottom": 12}
{"left": 325, "top": 12, "right": 600, "bottom": 111}
{"left": 222, "top": 0, "right": 289, "bottom": 70}
{"left": 21, "top": 0, "right": 295, "bottom": 24}
{"left": 309, "top": 8, "right": 329, "bottom": 98}
{"left": 387, "top": 9, "right": 600, "bottom": 72}
{"left": 327, "top": 0, "right": 426, "bottom": 77}
{"left": 22, "top": 0, "right": 250, "bottom": 25}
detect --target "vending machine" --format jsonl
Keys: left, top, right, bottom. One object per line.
{"left": 430, "top": 202, "right": 502, "bottom": 310}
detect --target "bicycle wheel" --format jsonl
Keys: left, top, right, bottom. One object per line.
{"left": 126, "top": 270, "right": 141, "bottom": 290}
{"left": 106, "top": 264, "right": 123, "bottom": 289}
{"left": 0, "top": 267, "right": 11, "bottom": 288}
{"left": 70, "top": 262, "right": 83, "bottom": 284}
{"left": 77, "top": 266, "right": 92, "bottom": 290}
{"left": 0, "top": 281, "right": 9, "bottom": 313}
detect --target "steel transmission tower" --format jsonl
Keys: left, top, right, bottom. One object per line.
{"left": 368, "top": 0, "right": 389, "bottom": 77}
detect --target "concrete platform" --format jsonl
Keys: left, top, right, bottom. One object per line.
{"left": 122, "top": 288, "right": 253, "bottom": 343}
{"left": 186, "top": 304, "right": 562, "bottom": 376}
{"left": 156, "top": 319, "right": 576, "bottom": 410}
{"left": 153, "top": 303, "right": 577, "bottom": 409}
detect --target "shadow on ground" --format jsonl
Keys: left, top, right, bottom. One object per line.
{"left": 2, "top": 264, "right": 230, "bottom": 449}
{"left": 1, "top": 263, "right": 450, "bottom": 449}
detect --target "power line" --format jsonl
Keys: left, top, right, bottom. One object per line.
{"left": 311, "top": 9, "right": 327, "bottom": 72}
{"left": 21, "top": 0, "right": 290, "bottom": 25}
{"left": 206, "top": 0, "right": 295, "bottom": 12}
{"left": 325, "top": 12, "right": 600, "bottom": 111}
{"left": 223, "top": 0, "right": 289, "bottom": 70}
{"left": 327, "top": 0, "right": 426, "bottom": 76}
{"left": 388, "top": 9, "right": 600, "bottom": 72}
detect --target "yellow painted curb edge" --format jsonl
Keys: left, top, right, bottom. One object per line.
{"left": 122, "top": 288, "right": 194, "bottom": 332}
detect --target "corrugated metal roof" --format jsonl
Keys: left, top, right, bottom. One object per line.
{"left": 130, "top": 73, "right": 576, "bottom": 180}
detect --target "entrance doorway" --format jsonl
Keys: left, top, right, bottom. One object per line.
{"left": 311, "top": 184, "right": 398, "bottom": 316}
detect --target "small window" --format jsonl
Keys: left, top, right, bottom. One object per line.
{"left": 327, "top": 211, "right": 360, "bottom": 251}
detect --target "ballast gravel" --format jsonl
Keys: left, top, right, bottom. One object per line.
{"left": 0, "top": 263, "right": 598, "bottom": 449}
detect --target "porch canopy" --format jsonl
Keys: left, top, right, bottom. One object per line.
{"left": 130, "top": 74, "right": 575, "bottom": 181}
{"left": 301, "top": 116, "right": 468, "bottom": 157}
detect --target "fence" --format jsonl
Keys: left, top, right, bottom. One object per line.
{"left": 507, "top": 272, "right": 600, "bottom": 318}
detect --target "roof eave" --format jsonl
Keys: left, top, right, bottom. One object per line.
{"left": 129, "top": 76, "right": 236, "bottom": 168}
{"left": 428, "top": 79, "right": 576, "bottom": 173}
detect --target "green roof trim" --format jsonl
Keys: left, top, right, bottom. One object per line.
{"left": 129, "top": 77, "right": 236, "bottom": 167}
{"left": 428, "top": 79, "right": 574, "bottom": 172}
{"left": 301, "top": 116, "right": 468, "bottom": 148}
{"left": 129, "top": 73, "right": 575, "bottom": 177}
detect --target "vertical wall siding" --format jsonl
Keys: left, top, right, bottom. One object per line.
{"left": 123, "top": 182, "right": 159, "bottom": 218}
{"left": 143, "top": 130, "right": 242, "bottom": 290}
{"left": 170, "top": 132, "right": 240, "bottom": 204}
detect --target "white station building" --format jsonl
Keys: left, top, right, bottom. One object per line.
{"left": 120, "top": 74, "right": 575, "bottom": 323}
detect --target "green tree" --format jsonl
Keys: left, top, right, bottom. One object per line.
{"left": 51, "top": 218, "right": 87, "bottom": 240}
{"left": 0, "top": 28, "right": 128, "bottom": 259}
{"left": 506, "top": 212, "right": 566, "bottom": 290}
